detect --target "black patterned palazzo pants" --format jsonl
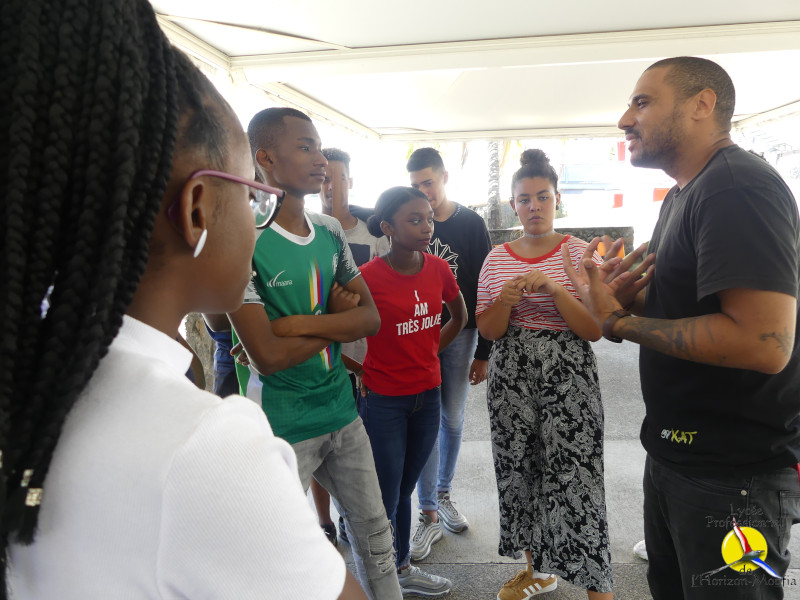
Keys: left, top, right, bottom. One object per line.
{"left": 487, "top": 325, "right": 613, "bottom": 593}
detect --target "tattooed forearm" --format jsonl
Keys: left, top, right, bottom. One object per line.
{"left": 618, "top": 316, "right": 712, "bottom": 362}
{"left": 615, "top": 313, "right": 794, "bottom": 372}
{"left": 760, "top": 328, "right": 794, "bottom": 358}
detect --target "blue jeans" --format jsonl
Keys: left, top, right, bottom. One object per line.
{"left": 644, "top": 455, "right": 800, "bottom": 599}
{"left": 417, "top": 328, "right": 478, "bottom": 511}
{"left": 359, "top": 388, "right": 441, "bottom": 568}
{"left": 212, "top": 363, "right": 238, "bottom": 397}
{"left": 293, "top": 418, "right": 402, "bottom": 600}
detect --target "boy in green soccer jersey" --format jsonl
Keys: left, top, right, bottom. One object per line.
{"left": 313, "top": 148, "right": 391, "bottom": 546}
{"left": 228, "top": 108, "right": 401, "bottom": 600}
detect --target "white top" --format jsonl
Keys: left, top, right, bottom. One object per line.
{"left": 342, "top": 218, "right": 390, "bottom": 260}
{"left": 341, "top": 218, "right": 389, "bottom": 368}
{"left": 7, "top": 316, "right": 345, "bottom": 599}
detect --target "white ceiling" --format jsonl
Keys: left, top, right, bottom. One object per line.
{"left": 151, "top": 0, "right": 800, "bottom": 141}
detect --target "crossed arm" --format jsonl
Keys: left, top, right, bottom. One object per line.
{"left": 228, "top": 276, "right": 380, "bottom": 377}
{"left": 268, "top": 278, "right": 380, "bottom": 342}
{"left": 563, "top": 238, "right": 796, "bottom": 374}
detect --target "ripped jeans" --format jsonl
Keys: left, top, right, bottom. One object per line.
{"left": 359, "top": 387, "right": 441, "bottom": 568}
{"left": 294, "top": 417, "right": 402, "bottom": 600}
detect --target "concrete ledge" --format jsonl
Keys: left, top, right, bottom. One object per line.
{"left": 489, "top": 226, "right": 635, "bottom": 254}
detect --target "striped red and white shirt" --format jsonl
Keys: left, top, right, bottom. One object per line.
{"left": 476, "top": 235, "right": 602, "bottom": 331}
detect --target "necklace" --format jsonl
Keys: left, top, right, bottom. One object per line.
{"left": 386, "top": 250, "right": 421, "bottom": 273}
{"left": 523, "top": 229, "right": 554, "bottom": 239}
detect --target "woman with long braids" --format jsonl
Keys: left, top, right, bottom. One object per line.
{"left": 0, "top": 1, "right": 365, "bottom": 598}
{"left": 476, "top": 150, "right": 613, "bottom": 600}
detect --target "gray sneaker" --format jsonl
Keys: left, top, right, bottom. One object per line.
{"left": 437, "top": 492, "right": 469, "bottom": 533}
{"left": 409, "top": 513, "right": 443, "bottom": 561}
{"left": 398, "top": 565, "right": 452, "bottom": 597}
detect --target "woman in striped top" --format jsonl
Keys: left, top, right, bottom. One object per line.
{"left": 476, "top": 150, "right": 613, "bottom": 600}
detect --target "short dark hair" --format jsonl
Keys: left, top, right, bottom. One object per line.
{"left": 322, "top": 148, "right": 351, "bottom": 174}
{"left": 511, "top": 149, "right": 558, "bottom": 196}
{"left": 247, "top": 107, "right": 311, "bottom": 155}
{"left": 647, "top": 56, "right": 735, "bottom": 129}
{"left": 366, "top": 187, "right": 428, "bottom": 237}
{"left": 406, "top": 147, "right": 445, "bottom": 173}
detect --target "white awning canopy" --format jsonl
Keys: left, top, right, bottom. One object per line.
{"left": 151, "top": 1, "right": 800, "bottom": 141}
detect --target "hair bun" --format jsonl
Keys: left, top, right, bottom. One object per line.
{"left": 366, "top": 214, "right": 384, "bottom": 238}
{"left": 520, "top": 149, "right": 549, "bottom": 168}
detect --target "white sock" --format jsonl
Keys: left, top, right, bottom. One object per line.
{"left": 531, "top": 571, "right": 551, "bottom": 579}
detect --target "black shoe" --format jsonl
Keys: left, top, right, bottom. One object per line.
{"left": 321, "top": 522, "right": 338, "bottom": 547}
{"left": 338, "top": 516, "right": 349, "bottom": 546}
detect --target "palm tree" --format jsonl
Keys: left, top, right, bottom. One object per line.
{"left": 487, "top": 140, "right": 501, "bottom": 229}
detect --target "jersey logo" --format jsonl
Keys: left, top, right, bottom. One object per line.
{"left": 428, "top": 238, "right": 459, "bottom": 278}
{"left": 266, "top": 270, "right": 293, "bottom": 288}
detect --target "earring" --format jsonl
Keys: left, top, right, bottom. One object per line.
{"left": 193, "top": 229, "right": 208, "bottom": 259}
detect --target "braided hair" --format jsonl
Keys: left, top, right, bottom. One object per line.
{"left": 0, "top": 0, "right": 231, "bottom": 587}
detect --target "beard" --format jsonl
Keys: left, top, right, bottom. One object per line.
{"left": 629, "top": 105, "right": 685, "bottom": 171}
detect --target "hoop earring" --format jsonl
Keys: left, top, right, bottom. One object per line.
{"left": 193, "top": 229, "right": 208, "bottom": 259}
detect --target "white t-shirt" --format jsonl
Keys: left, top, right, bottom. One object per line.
{"left": 341, "top": 218, "right": 389, "bottom": 368}
{"left": 7, "top": 316, "right": 345, "bottom": 600}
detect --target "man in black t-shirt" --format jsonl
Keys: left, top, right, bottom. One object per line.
{"left": 567, "top": 57, "right": 800, "bottom": 599}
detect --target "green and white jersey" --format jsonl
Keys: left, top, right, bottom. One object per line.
{"left": 233, "top": 211, "right": 361, "bottom": 444}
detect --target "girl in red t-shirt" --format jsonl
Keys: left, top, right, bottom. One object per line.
{"left": 358, "top": 186, "right": 466, "bottom": 597}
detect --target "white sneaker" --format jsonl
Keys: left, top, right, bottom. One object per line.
{"left": 398, "top": 565, "right": 452, "bottom": 597}
{"left": 633, "top": 539, "right": 648, "bottom": 561}
{"left": 437, "top": 492, "right": 469, "bottom": 533}
{"left": 409, "top": 513, "right": 443, "bottom": 561}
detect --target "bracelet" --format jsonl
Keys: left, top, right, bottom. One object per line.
{"left": 602, "top": 309, "right": 631, "bottom": 343}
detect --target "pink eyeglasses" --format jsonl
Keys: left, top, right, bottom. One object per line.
{"left": 168, "top": 169, "right": 285, "bottom": 229}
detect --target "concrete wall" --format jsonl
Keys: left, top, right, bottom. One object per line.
{"left": 490, "top": 226, "right": 634, "bottom": 255}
